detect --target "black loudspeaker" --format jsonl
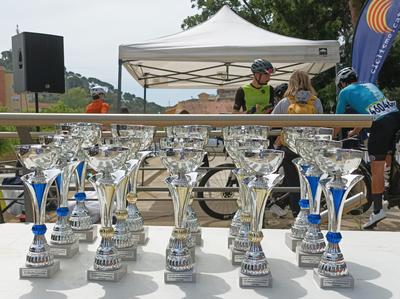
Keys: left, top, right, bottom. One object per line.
{"left": 12, "top": 32, "right": 65, "bottom": 93}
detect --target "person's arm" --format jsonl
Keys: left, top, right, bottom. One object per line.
{"left": 233, "top": 87, "right": 245, "bottom": 113}
{"left": 335, "top": 89, "right": 348, "bottom": 114}
{"left": 101, "top": 102, "right": 110, "bottom": 114}
{"left": 271, "top": 98, "right": 287, "bottom": 114}
{"left": 315, "top": 98, "right": 324, "bottom": 114}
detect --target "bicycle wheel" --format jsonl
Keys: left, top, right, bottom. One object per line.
{"left": 197, "top": 163, "right": 238, "bottom": 220}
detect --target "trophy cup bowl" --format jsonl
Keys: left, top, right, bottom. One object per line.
{"left": 166, "top": 125, "right": 211, "bottom": 145}
{"left": 16, "top": 144, "right": 60, "bottom": 171}
{"left": 111, "top": 124, "right": 155, "bottom": 151}
{"left": 283, "top": 127, "right": 333, "bottom": 154}
{"left": 315, "top": 148, "right": 363, "bottom": 177}
{"left": 313, "top": 148, "right": 363, "bottom": 288}
{"left": 160, "top": 137, "right": 206, "bottom": 150}
{"left": 56, "top": 122, "right": 101, "bottom": 148}
{"left": 84, "top": 144, "right": 130, "bottom": 281}
{"left": 159, "top": 148, "right": 205, "bottom": 178}
{"left": 239, "top": 148, "right": 284, "bottom": 177}
{"left": 16, "top": 144, "right": 62, "bottom": 278}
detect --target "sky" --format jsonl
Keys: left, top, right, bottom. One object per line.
{"left": 0, "top": 0, "right": 215, "bottom": 107}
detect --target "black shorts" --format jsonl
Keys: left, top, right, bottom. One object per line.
{"left": 368, "top": 111, "right": 400, "bottom": 160}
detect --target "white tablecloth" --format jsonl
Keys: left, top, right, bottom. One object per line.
{"left": 0, "top": 224, "right": 398, "bottom": 298}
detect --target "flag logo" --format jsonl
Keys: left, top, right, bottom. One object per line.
{"left": 367, "top": 0, "right": 392, "bottom": 33}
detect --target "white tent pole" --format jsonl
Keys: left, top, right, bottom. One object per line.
{"left": 117, "top": 59, "right": 123, "bottom": 112}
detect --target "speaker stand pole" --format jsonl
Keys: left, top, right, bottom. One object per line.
{"left": 34, "top": 92, "right": 40, "bottom": 132}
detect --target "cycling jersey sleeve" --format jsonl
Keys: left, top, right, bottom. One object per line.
{"left": 233, "top": 87, "right": 245, "bottom": 111}
{"left": 101, "top": 102, "right": 110, "bottom": 114}
{"left": 335, "top": 89, "right": 348, "bottom": 114}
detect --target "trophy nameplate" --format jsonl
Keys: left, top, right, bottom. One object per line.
{"left": 164, "top": 268, "right": 196, "bottom": 283}
{"left": 285, "top": 232, "right": 302, "bottom": 252}
{"left": 239, "top": 272, "right": 273, "bottom": 288}
{"left": 73, "top": 225, "right": 98, "bottom": 242}
{"left": 20, "top": 260, "right": 60, "bottom": 279}
{"left": 49, "top": 240, "right": 79, "bottom": 258}
{"left": 296, "top": 245, "right": 322, "bottom": 268}
{"left": 118, "top": 246, "right": 137, "bottom": 261}
{"left": 131, "top": 227, "right": 149, "bottom": 245}
{"left": 87, "top": 264, "right": 127, "bottom": 282}
{"left": 313, "top": 269, "right": 354, "bottom": 288}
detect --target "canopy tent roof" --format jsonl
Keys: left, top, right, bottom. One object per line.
{"left": 119, "top": 5, "right": 340, "bottom": 89}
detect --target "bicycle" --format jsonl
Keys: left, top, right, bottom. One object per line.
{"left": 196, "top": 134, "right": 377, "bottom": 221}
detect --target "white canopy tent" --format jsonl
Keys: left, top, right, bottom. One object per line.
{"left": 117, "top": 5, "right": 340, "bottom": 108}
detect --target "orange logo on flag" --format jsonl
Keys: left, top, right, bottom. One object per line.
{"left": 367, "top": 0, "right": 393, "bottom": 33}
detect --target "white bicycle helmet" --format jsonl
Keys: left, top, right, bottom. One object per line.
{"left": 335, "top": 67, "right": 358, "bottom": 88}
{"left": 90, "top": 86, "right": 106, "bottom": 96}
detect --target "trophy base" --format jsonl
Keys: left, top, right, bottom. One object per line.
{"left": 49, "top": 240, "right": 79, "bottom": 258}
{"left": 73, "top": 225, "right": 98, "bottom": 243}
{"left": 239, "top": 272, "right": 273, "bottom": 288}
{"left": 192, "top": 229, "right": 203, "bottom": 246}
{"left": 313, "top": 269, "right": 354, "bottom": 289}
{"left": 285, "top": 232, "right": 302, "bottom": 252}
{"left": 131, "top": 227, "right": 149, "bottom": 245}
{"left": 166, "top": 246, "right": 195, "bottom": 262}
{"left": 230, "top": 246, "right": 245, "bottom": 265}
{"left": 118, "top": 246, "right": 137, "bottom": 261}
{"left": 296, "top": 245, "right": 322, "bottom": 268}
{"left": 164, "top": 268, "right": 196, "bottom": 283}
{"left": 87, "top": 264, "right": 127, "bottom": 282}
{"left": 20, "top": 260, "right": 60, "bottom": 279}
{"left": 227, "top": 235, "right": 236, "bottom": 249}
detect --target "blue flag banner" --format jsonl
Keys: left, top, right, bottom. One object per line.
{"left": 352, "top": 0, "right": 400, "bottom": 83}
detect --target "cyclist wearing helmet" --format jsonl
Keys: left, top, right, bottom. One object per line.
{"left": 335, "top": 67, "right": 400, "bottom": 229}
{"left": 233, "top": 59, "right": 275, "bottom": 113}
{"left": 85, "top": 85, "right": 110, "bottom": 113}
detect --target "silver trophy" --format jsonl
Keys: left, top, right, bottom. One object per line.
{"left": 293, "top": 133, "right": 337, "bottom": 268}
{"left": 16, "top": 144, "right": 61, "bottom": 278}
{"left": 57, "top": 122, "right": 102, "bottom": 242}
{"left": 41, "top": 135, "right": 82, "bottom": 258}
{"left": 227, "top": 137, "right": 269, "bottom": 265}
{"left": 159, "top": 146, "right": 205, "bottom": 283}
{"left": 111, "top": 124, "right": 155, "bottom": 245}
{"left": 314, "top": 147, "right": 364, "bottom": 288}
{"left": 238, "top": 148, "right": 284, "bottom": 288}
{"left": 107, "top": 136, "right": 141, "bottom": 261}
{"left": 282, "top": 127, "right": 332, "bottom": 251}
{"left": 223, "top": 125, "right": 269, "bottom": 249}
{"left": 84, "top": 143, "right": 130, "bottom": 282}
{"left": 166, "top": 125, "right": 210, "bottom": 247}
{"left": 161, "top": 136, "right": 206, "bottom": 252}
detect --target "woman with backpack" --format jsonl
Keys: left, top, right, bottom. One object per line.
{"left": 271, "top": 70, "right": 323, "bottom": 114}
{"left": 271, "top": 70, "right": 324, "bottom": 217}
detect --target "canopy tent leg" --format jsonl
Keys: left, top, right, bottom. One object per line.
{"left": 117, "top": 59, "right": 122, "bottom": 112}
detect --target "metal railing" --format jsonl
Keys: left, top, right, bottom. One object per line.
{"left": 0, "top": 113, "right": 373, "bottom": 223}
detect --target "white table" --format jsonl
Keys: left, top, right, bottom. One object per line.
{"left": 0, "top": 224, "right": 398, "bottom": 298}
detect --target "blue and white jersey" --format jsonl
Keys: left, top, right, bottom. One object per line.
{"left": 336, "top": 83, "right": 398, "bottom": 120}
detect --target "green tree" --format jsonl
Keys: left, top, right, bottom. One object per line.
{"left": 57, "top": 87, "right": 89, "bottom": 109}
{"left": 182, "top": 0, "right": 400, "bottom": 108}
{"left": 0, "top": 50, "right": 12, "bottom": 71}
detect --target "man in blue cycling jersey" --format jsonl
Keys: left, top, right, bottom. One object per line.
{"left": 335, "top": 67, "right": 400, "bottom": 229}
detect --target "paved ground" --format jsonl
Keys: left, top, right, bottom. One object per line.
{"left": 2, "top": 155, "right": 400, "bottom": 231}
